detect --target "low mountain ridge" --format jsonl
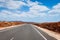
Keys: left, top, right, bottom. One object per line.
{"left": 0, "top": 21, "right": 60, "bottom": 33}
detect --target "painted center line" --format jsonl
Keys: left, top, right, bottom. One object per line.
{"left": 10, "top": 37, "right": 14, "bottom": 40}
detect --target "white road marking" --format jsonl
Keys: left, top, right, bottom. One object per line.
{"left": 32, "top": 25, "right": 47, "bottom": 40}
{"left": 10, "top": 37, "right": 14, "bottom": 40}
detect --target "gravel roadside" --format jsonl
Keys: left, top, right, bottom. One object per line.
{"left": 36, "top": 27, "right": 60, "bottom": 40}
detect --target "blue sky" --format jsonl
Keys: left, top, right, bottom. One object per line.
{"left": 31, "top": 0, "right": 60, "bottom": 8}
{"left": 0, "top": 0, "right": 60, "bottom": 23}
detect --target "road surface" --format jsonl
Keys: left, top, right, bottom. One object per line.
{"left": 0, "top": 24, "right": 57, "bottom": 40}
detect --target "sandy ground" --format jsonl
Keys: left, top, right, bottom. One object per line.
{"left": 0, "top": 26, "right": 18, "bottom": 30}
{"left": 0, "top": 24, "right": 24, "bottom": 30}
{"left": 36, "top": 27, "right": 60, "bottom": 40}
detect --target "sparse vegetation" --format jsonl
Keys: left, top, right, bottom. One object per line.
{"left": 34, "top": 22, "right": 60, "bottom": 33}
{"left": 0, "top": 21, "right": 24, "bottom": 27}
{"left": 0, "top": 21, "right": 60, "bottom": 33}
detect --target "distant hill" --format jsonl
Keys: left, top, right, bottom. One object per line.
{"left": 34, "top": 22, "right": 60, "bottom": 33}
{"left": 0, "top": 21, "right": 60, "bottom": 33}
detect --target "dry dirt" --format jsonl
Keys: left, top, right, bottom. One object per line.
{"left": 36, "top": 26, "right": 60, "bottom": 40}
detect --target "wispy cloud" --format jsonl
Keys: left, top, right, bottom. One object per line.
{"left": 0, "top": 0, "right": 60, "bottom": 22}
{"left": 48, "top": 3, "right": 60, "bottom": 16}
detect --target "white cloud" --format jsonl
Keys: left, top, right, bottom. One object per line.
{"left": 20, "top": 1, "right": 49, "bottom": 18}
{"left": 6, "top": 1, "right": 27, "bottom": 9}
{"left": 27, "top": 0, "right": 49, "bottom": 12}
{"left": 0, "top": 0, "right": 6, "bottom": 7}
{"left": 0, "top": 10, "right": 19, "bottom": 17}
{"left": 0, "top": 0, "right": 49, "bottom": 18}
{"left": 0, "top": 0, "right": 6, "bottom": 2}
{"left": 30, "top": 5, "right": 49, "bottom": 12}
{"left": 53, "top": 3, "right": 60, "bottom": 9}
{"left": 1, "top": 0, "right": 60, "bottom": 22}
{"left": 48, "top": 3, "right": 60, "bottom": 16}
{"left": 27, "top": 1, "right": 39, "bottom": 6}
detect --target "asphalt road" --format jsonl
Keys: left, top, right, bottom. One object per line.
{"left": 0, "top": 24, "right": 57, "bottom": 40}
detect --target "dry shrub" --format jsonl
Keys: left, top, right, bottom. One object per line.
{"left": 34, "top": 22, "right": 60, "bottom": 33}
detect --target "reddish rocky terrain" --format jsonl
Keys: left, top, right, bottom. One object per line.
{"left": 0, "top": 21, "right": 60, "bottom": 33}
{"left": 34, "top": 22, "right": 60, "bottom": 33}
{"left": 0, "top": 21, "right": 24, "bottom": 27}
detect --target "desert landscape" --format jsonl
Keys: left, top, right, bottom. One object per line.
{"left": 0, "top": 21, "right": 60, "bottom": 33}
{"left": 0, "top": 21, "right": 60, "bottom": 40}
{"left": 34, "top": 22, "right": 60, "bottom": 33}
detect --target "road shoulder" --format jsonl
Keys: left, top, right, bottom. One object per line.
{"left": 34, "top": 26, "right": 60, "bottom": 40}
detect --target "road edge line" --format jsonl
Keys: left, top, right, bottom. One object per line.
{"left": 31, "top": 25, "right": 47, "bottom": 40}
